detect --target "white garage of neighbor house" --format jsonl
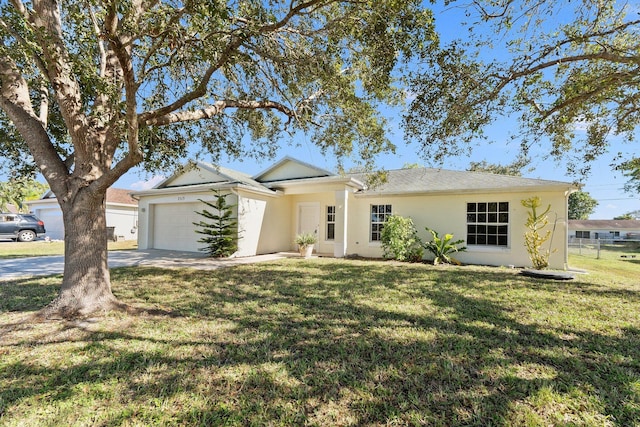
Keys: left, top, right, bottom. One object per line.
{"left": 134, "top": 157, "right": 576, "bottom": 269}
{"left": 28, "top": 188, "right": 139, "bottom": 241}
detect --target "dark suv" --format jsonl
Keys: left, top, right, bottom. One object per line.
{"left": 0, "top": 213, "right": 46, "bottom": 242}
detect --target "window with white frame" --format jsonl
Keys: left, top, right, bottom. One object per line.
{"left": 371, "top": 204, "right": 392, "bottom": 241}
{"left": 466, "top": 202, "right": 509, "bottom": 246}
{"left": 575, "top": 230, "right": 590, "bottom": 239}
{"left": 326, "top": 206, "right": 336, "bottom": 240}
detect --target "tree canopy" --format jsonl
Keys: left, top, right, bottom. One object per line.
{"left": 0, "top": 177, "right": 48, "bottom": 212}
{"left": 405, "top": 0, "right": 639, "bottom": 188}
{"left": 467, "top": 159, "right": 528, "bottom": 176}
{"left": 614, "top": 210, "right": 640, "bottom": 220}
{"left": 0, "top": 0, "right": 435, "bottom": 318}
{"left": 568, "top": 191, "right": 599, "bottom": 220}
{"left": 1, "top": 0, "right": 435, "bottom": 181}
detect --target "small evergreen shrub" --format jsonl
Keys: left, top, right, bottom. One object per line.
{"left": 380, "top": 215, "right": 423, "bottom": 262}
{"left": 193, "top": 190, "right": 239, "bottom": 258}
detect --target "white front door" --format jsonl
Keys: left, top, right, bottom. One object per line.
{"left": 298, "top": 203, "right": 320, "bottom": 238}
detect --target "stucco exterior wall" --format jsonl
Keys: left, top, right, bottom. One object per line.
{"left": 237, "top": 191, "right": 290, "bottom": 256}
{"left": 105, "top": 206, "right": 139, "bottom": 241}
{"left": 346, "top": 190, "right": 569, "bottom": 269}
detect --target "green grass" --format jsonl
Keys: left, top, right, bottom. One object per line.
{"left": 0, "top": 254, "right": 639, "bottom": 426}
{"left": 0, "top": 239, "right": 138, "bottom": 258}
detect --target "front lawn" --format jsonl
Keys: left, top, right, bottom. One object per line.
{"left": 1, "top": 256, "right": 638, "bottom": 426}
{"left": 0, "top": 239, "right": 138, "bottom": 259}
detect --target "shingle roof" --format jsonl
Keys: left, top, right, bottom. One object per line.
{"left": 106, "top": 188, "right": 137, "bottom": 205}
{"left": 569, "top": 220, "right": 640, "bottom": 229}
{"left": 39, "top": 188, "right": 137, "bottom": 205}
{"left": 349, "top": 167, "right": 573, "bottom": 195}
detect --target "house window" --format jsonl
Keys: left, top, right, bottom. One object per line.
{"left": 611, "top": 231, "right": 620, "bottom": 237}
{"left": 466, "top": 202, "right": 509, "bottom": 246}
{"left": 326, "top": 206, "right": 336, "bottom": 241}
{"left": 371, "top": 204, "right": 392, "bottom": 241}
{"left": 575, "top": 231, "right": 590, "bottom": 239}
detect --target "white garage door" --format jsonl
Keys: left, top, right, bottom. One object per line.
{"left": 36, "top": 208, "right": 64, "bottom": 240}
{"left": 152, "top": 202, "right": 202, "bottom": 252}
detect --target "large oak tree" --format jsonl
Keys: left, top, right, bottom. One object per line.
{"left": 0, "top": 0, "right": 435, "bottom": 318}
{"left": 406, "top": 0, "right": 639, "bottom": 185}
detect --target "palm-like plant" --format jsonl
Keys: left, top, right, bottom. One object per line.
{"left": 423, "top": 228, "right": 467, "bottom": 265}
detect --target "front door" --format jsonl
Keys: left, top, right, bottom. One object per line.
{"left": 298, "top": 203, "right": 320, "bottom": 239}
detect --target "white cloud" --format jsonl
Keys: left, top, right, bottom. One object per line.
{"left": 129, "top": 175, "right": 165, "bottom": 191}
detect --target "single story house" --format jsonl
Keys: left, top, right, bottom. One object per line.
{"left": 569, "top": 219, "right": 640, "bottom": 241}
{"left": 133, "top": 157, "right": 576, "bottom": 269}
{"left": 28, "top": 188, "right": 139, "bottom": 241}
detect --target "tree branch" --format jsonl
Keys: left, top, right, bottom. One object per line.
{"left": 38, "top": 79, "right": 48, "bottom": 127}
{"left": 105, "top": 11, "right": 143, "bottom": 168}
{"left": 0, "top": 52, "right": 68, "bottom": 193}
{"left": 30, "top": 0, "right": 87, "bottom": 141}
{"left": 138, "top": 35, "right": 245, "bottom": 124}
{"left": 144, "top": 99, "right": 297, "bottom": 126}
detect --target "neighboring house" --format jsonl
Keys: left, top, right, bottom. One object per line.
{"left": 569, "top": 219, "right": 640, "bottom": 241}
{"left": 27, "top": 188, "right": 139, "bottom": 241}
{"left": 134, "top": 157, "right": 576, "bottom": 269}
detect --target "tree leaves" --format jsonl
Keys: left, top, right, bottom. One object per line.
{"left": 405, "top": 0, "right": 640, "bottom": 189}
{"left": 1, "top": 0, "right": 437, "bottom": 182}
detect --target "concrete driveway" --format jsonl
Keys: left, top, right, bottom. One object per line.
{"left": 0, "top": 249, "right": 290, "bottom": 280}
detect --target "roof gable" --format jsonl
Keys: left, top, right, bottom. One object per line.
{"left": 254, "top": 156, "right": 334, "bottom": 182}
{"left": 157, "top": 162, "right": 234, "bottom": 188}
{"left": 152, "top": 161, "right": 270, "bottom": 193}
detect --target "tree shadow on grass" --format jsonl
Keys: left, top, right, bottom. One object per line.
{"left": 1, "top": 261, "right": 639, "bottom": 425}
{"left": 0, "top": 275, "right": 61, "bottom": 313}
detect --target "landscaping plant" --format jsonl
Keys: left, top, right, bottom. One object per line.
{"left": 423, "top": 227, "right": 466, "bottom": 265}
{"left": 294, "top": 232, "right": 318, "bottom": 248}
{"left": 380, "top": 215, "right": 424, "bottom": 262}
{"left": 193, "top": 190, "right": 239, "bottom": 257}
{"left": 294, "top": 232, "right": 318, "bottom": 258}
{"left": 521, "top": 196, "right": 556, "bottom": 269}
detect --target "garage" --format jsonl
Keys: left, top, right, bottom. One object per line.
{"left": 151, "top": 202, "right": 203, "bottom": 252}
{"left": 35, "top": 207, "right": 64, "bottom": 240}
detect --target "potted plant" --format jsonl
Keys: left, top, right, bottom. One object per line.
{"left": 295, "top": 232, "right": 318, "bottom": 258}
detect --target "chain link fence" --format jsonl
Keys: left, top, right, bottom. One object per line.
{"left": 568, "top": 238, "right": 640, "bottom": 260}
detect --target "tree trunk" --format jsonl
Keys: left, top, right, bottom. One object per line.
{"left": 38, "top": 187, "right": 124, "bottom": 319}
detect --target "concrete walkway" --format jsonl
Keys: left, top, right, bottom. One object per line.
{"left": 0, "top": 250, "right": 292, "bottom": 281}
